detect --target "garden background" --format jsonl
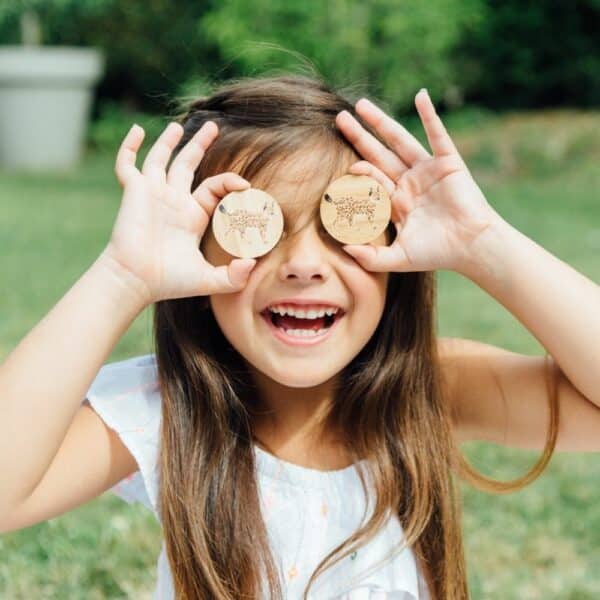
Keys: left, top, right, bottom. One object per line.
{"left": 1, "top": 1, "right": 599, "bottom": 597}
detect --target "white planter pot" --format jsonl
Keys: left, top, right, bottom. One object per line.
{"left": 0, "top": 46, "right": 105, "bottom": 171}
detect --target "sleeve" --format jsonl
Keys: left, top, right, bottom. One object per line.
{"left": 417, "top": 569, "right": 431, "bottom": 600}
{"left": 82, "top": 353, "right": 161, "bottom": 516}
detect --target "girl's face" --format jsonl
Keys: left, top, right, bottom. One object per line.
{"left": 201, "top": 155, "right": 390, "bottom": 389}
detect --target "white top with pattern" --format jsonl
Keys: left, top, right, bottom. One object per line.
{"left": 84, "top": 354, "right": 431, "bottom": 599}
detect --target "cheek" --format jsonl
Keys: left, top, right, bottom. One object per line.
{"left": 209, "top": 293, "right": 245, "bottom": 352}
{"left": 352, "top": 269, "right": 388, "bottom": 321}
{"left": 208, "top": 267, "right": 260, "bottom": 343}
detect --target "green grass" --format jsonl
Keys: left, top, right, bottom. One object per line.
{"left": 1, "top": 110, "right": 599, "bottom": 598}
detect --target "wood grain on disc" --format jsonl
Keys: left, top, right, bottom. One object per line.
{"left": 320, "top": 174, "right": 391, "bottom": 244}
{"left": 211, "top": 188, "right": 284, "bottom": 258}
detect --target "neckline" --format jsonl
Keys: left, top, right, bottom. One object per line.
{"left": 253, "top": 443, "right": 369, "bottom": 490}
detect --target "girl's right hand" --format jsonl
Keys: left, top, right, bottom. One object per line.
{"left": 102, "top": 120, "right": 257, "bottom": 305}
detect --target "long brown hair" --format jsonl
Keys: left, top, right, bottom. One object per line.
{"left": 152, "top": 72, "right": 560, "bottom": 599}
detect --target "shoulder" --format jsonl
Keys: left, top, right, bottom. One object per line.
{"left": 435, "top": 336, "right": 518, "bottom": 444}
{"left": 85, "top": 353, "right": 161, "bottom": 426}
{"left": 86, "top": 353, "right": 159, "bottom": 397}
{"left": 84, "top": 353, "right": 162, "bottom": 512}
{"left": 435, "top": 335, "right": 479, "bottom": 396}
{"left": 436, "top": 336, "right": 600, "bottom": 451}
{"left": 437, "top": 335, "right": 508, "bottom": 358}
{"left": 436, "top": 335, "right": 518, "bottom": 380}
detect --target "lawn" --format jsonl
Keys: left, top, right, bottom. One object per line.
{"left": 1, "top": 109, "right": 599, "bottom": 598}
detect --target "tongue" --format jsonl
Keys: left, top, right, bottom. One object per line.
{"left": 277, "top": 314, "right": 328, "bottom": 330}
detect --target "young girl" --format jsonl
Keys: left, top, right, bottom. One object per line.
{"left": 1, "top": 74, "right": 599, "bottom": 599}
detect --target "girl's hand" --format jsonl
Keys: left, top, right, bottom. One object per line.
{"left": 335, "top": 89, "right": 504, "bottom": 273}
{"left": 103, "top": 121, "right": 257, "bottom": 305}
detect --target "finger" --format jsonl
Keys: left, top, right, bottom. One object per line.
{"left": 354, "top": 98, "right": 430, "bottom": 166}
{"left": 397, "top": 154, "right": 464, "bottom": 198}
{"left": 114, "top": 124, "right": 145, "bottom": 185}
{"left": 348, "top": 160, "right": 405, "bottom": 223}
{"left": 141, "top": 121, "right": 185, "bottom": 182}
{"left": 342, "top": 236, "right": 414, "bottom": 273}
{"left": 348, "top": 160, "right": 395, "bottom": 195}
{"left": 192, "top": 172, "right": 252, "bottom": 216}
{"left": 415, "top": 89, "right": 458, "bottom": 157}
{"left": 201, "top": 258, "right": 257, "bottom": 294}
{"left": 166, "top": 121, "right": 219, "bottom": 193}
{"left": 336, "top": 110, "right": 408, "bottom": 182}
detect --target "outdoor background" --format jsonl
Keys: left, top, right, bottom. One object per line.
{"left": 1, "top": 1, "right": 599, "bottom": 598}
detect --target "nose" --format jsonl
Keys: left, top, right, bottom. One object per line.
{"left": 276, "top": 223, "right": 332, "bottom": 283}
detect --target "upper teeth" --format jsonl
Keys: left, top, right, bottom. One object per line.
{"left": 268, "top": 305, "right": 339, "bottom": 318}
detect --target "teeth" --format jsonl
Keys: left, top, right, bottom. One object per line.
{"left": 283, "top": 328, "right": 328, "bottom": 337}
{"left": 267, "top": 305, "right": 339, "bottom": 318}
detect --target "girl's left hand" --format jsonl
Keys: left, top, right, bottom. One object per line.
{"left": 335, "top": 89, "right": 504, "bottom": 273}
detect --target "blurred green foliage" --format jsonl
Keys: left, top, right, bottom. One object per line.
{"left": 0, "top": 0, "right": 115, "bottom": 44}
{"left": 199, "top": 0, "right": 482, "bottom": 113}
{"left": 0, "top": 0, "right": 217, "bottom": 113}
{"left": 456, "top": 0, "right": 600, "bottom": 108}
{"left": 0, "top": 0, "right": 112, "bottom": 22}
{"left": 0, "top": 1, "right": 598, "bottom": 113}
{"left": 87, "top": 100, "right": 169, "bottom": 154}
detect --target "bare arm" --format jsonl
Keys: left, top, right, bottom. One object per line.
{"left": 0, "top": 120, "right": 257, "bottom": 531}
{"left": 333, "top": 90, "right": 600, "bottom": 450}
{"left": 335, "top": 90, "right": 600, "bottom": 408}
{"left": 439, "top": 337, "right": 600, "bottom": 452}
{"left": 442, "top": 219, "right": 600, "bottom": 451}
{"left": 459, "top": 216, "right": 600, "bottom": 409}
{"left": 0, "top": 250, "right": 148, "bottom": 516}
{"left": 1, "top": 403, "right": 139, "bottom": 533}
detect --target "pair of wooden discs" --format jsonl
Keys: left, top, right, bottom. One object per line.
{"left": 211, "top": 174, "right": 391, "bottom": 258}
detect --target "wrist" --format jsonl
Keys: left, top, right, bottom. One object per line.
{"left": 453, "top": 212, "right": 518, "bottom": 284}
{"left": 94, "top": 247, "right": 153, "bottom": 311}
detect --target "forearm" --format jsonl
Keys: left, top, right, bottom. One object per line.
{"left": 457, "top": 214, "right": 600, "bottom": 407}
{"left": 0, "top": 250, "right": 148, "bottom": 510}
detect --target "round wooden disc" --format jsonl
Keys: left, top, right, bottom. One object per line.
{"left": 212, "top": 188, "right": 284, "bottom": 258}
{"left": 320, "top": 174, "right": 391, "bottom": 244}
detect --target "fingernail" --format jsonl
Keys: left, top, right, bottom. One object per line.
{"left": 418, "top": 88, "right": 429, "bottom": 97}
{"left": 233, "top": 175, "right": 251, "bottom": 187}
{"left": 131, "top": 123, "right": 143, "bottom": 134}
{"left": 358, "top": 97, "right": 375, "bottom": 110}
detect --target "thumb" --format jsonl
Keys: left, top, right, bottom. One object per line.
{"left": 342, "top": 244, "right": 377, "bottom": 268}
{"left": 227, "top": 258, "right": 257, "bottom": 289}
{"left": 343, "top": 243, "right": 407, "bottom": 272}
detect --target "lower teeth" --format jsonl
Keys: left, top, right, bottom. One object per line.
{"left": 279, "top": 328, "right": 328, "bottom": 337}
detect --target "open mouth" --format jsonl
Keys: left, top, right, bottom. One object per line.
{"left": 259, "top": 308, "right": 345, "bottom": 343}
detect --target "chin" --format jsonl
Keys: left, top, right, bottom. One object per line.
{"left": 271, "top": 373, "right": 334, "bottom": 389}
{"left": 250, "top": 358, "right": 343, "bottom": 389}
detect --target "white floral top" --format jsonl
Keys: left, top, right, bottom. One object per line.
{"left": 84, "top": 354, "right": 431, "bottom": 599}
